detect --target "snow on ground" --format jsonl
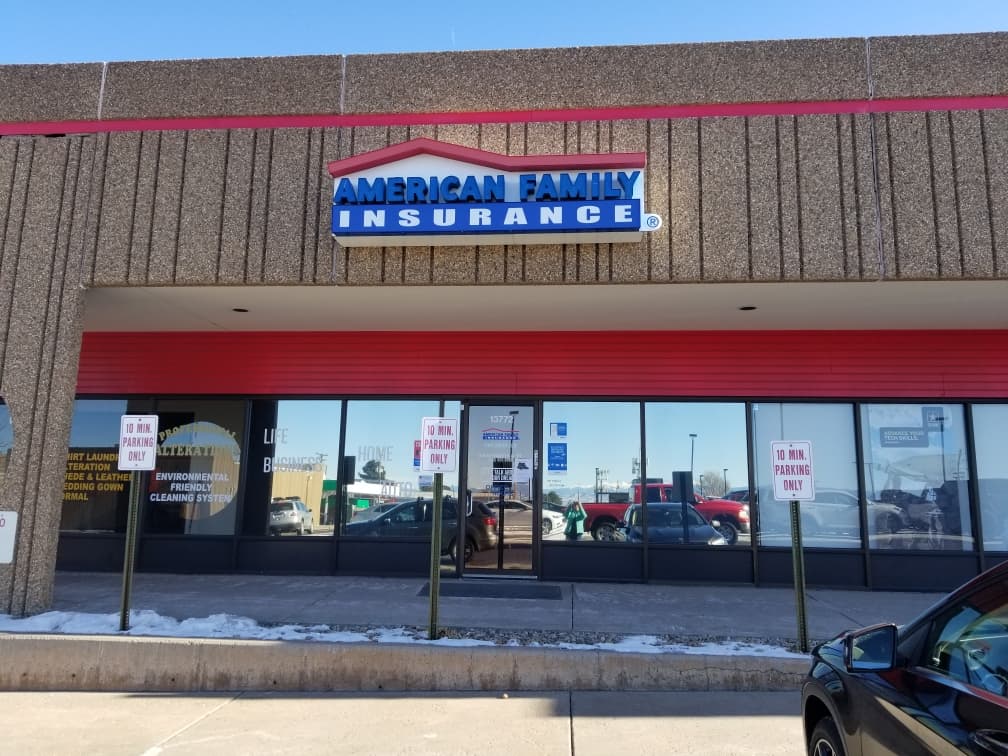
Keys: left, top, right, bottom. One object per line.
{"left": 0, "top": 610, "right": 808, "bottom": 658}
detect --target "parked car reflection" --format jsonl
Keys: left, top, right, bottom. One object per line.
{"left": 470, "top": 495, "right": 565, "bottom": 540}
{"left": 617, "top": 503, "right": 727, "bottom": 546}
{"left": 756, "top": 487, "right": 917, "bottom": 549}
{"left": 267, "top": 497, "right": 314, "bottom": 536}
{"left": 342, "top": 496, "right": 498, "bottom": 562}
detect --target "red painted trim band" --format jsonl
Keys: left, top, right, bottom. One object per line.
{"left": 77, "top": 329, "right": 1008, "bottom": 399}
{"left": 327, "top": 137, "right": 646, "bottom": 176}
{"left": 5, "top": 95, "right": 1008, "bottom": 137}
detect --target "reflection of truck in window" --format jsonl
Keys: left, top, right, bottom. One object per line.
{"left": 580, "top": 479, "right": 750, "bottom": 544}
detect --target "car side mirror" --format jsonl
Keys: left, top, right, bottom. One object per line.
{"left": 845, "top": 623, "right": 897, "bottom": 672}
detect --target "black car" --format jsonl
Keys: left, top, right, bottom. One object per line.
{"left": 802, "top": 559, "right": 1008, "bottom": 755}
{"left": 617, "top": 503, "right": 727, "bottom": 546}
{"left": 343, "top": 496, "right": 497, "bottom": 562}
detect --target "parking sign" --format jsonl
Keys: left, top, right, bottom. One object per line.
{"left": 771, "top": 441, "right": 815, "bottom": 501}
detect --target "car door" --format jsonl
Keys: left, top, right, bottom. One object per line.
{"left": 383, "top": 499, "right": 426, "bottom": 538}
{"left": 857, "top": 578, "right": 1008, "bottom": 754}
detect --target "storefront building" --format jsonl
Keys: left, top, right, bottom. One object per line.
{"left": 2, "top": 33, "right": 1008, "bottom": 615}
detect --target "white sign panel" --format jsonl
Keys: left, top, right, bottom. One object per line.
{"left": 0, "top": 512, "right": 16, "bottom": 564}
{"left": 118, "top": 414, "right": 159, "bottom": 471}
{"left": 419, "top": 417, "right": 458, "bottom": 473}
{"left": 513, "top": 458, "right": 533, "bottom": 485}
{"left": 772, "top": 440, "right": 815, "bottom": 501}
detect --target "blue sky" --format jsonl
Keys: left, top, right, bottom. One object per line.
{"left": 3, "top": 0, "right": 1008, "bottom": 65}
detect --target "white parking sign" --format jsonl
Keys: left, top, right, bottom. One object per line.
{"left": 772, "top": 441, "right": 815, "bottom": 501}
{"left": 118, "top": 415, "right": 159, "bottom": 471}
{"left": 419, "top": 417, "right": 458, "bottom": 473}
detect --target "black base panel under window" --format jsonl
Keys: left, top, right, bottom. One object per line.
{"left": 648, "top": 547, "right": 754, "bottom": 583}
{"left": 540, "top": 543, "right": 643, "bottom": 582}
{"left": 337, "top": 539, "right": 432, "bottom": 576}
{"left": 138, "top": 537, "right": 235, "bottom": 573}
{"left": 868, "top": 552, "right": 981, "bottom": 591}
{"left": 757, "top": 550, "right": 867, "bottom": 589}
{"left": 418, "top": 582, "right": 563, "bottom": 600}
{"left": 236, "top": 538, "right": 332, "bottom": 574}
{"left": 56, "top": 533, "right": 125, "bottom": 572}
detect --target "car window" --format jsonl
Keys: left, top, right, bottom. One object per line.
{"left": 687, "top": 508, "right": 705, "bottom": 527}
{"left": 389, "top": 502, "right": 421, "bottom": 524}
{"left": 923, "top": 579, "right": 1008, "bottom": 698}
{"left": 651, "top": 508, "right": 682, "bottom": 527}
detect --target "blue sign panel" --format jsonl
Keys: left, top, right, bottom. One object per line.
{"left": 333, "top": 200, "right": 641, "bottom": 237}
{"left": 547, "top": 443, "right": 568, "bottom": 472}
{"left": 482, "top": 429, "right": 519, "bottom": 441}
{"left": 880, "top": 427, "right": 929, "bottom": 447}
{"left": 550, "top": 422, "right": 567, "bottom": 438}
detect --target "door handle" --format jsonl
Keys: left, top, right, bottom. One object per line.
{"left": 971, "top": 729, "right": 1008, "bottom": 756}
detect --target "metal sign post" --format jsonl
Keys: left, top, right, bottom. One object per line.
{"left": 419, "top": 416, "right": 458, "bottom": 640}
{"left": 428, "top": 472, "right": 444, "bottom": 639}
{"left": 789, "top": 500, "right": 809, "bottom": 653}
{"left": 119, "top": 471, "right": 142, "bottom": 632}
{"left": 772, "top": 440, "right": 814, "bottom": 654}
{"left": 117, "top": 414, "right": 159, "bottom": 632}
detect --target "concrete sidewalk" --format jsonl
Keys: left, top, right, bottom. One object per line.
{"left": 0, "top": 572, "right": 947, "bottom": 693}
{"left": 51, "top": 571, "right": 945, "bottom": 642}
{"left": 0, "top": 690, "right": 805, "bottom": 756}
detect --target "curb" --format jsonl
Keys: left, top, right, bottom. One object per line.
{"left": 0, "top": 634, "right": 808, "bottom": 692}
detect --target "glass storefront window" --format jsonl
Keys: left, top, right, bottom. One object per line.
{"left": 341, "top": 400, "right": 460, "bottom": 540}
{"left": 542, "top": 401, "right": 640, "bottom": 543}
{"left": 145, "top": 399, "right": 246, "bottom": 536}
{"left": 645, "top": 402, "right": 750, "bottom": 546}
{"left": 972, "top": 404, "right": 1008, "bottom": 552}
{"left": 61, "top": 399, "right": 145, "bottom": 533}
{"left": 861, "top": 404, "right": 973, "bottom": 551}
{"left": 263, "top": 400, "right": 342, "bottom": 537}
{"left": 753, "top": 403, "right": 860, "bottom": 548}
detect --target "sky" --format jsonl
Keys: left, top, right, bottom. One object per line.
{"left": 2, "top": 0, "right": 1008, "bottom": 65}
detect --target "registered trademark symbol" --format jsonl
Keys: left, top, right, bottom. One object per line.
{"left": 644, "top": 214, "right": 662, "bottom": 229}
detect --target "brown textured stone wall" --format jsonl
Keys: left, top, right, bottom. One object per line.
{"left": 3, "top": 34, "right": 1007, "bottom": 124}
{"left": 0, "top": 135, "right": 91, "bottom": 615}
{"left": 76, "top": 108, "right": 1007, "bottom": 287}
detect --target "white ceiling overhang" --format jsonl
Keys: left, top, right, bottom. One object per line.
{"left": 82, "top": 281, "right": 1008, "bottom": 332}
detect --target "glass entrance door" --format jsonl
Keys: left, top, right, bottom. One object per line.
{"left": 463, "top": 404, "right": 537, "bottom": 574}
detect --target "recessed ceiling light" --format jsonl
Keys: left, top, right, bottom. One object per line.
{"left": 739, "top": 306, "right": 757, "bottom": 311}
{"left": 232, "top": 308, "right": 248, "bottom": 313}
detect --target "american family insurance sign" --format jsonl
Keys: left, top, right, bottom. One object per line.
{"left": 328, "top": 138, "right": 662, "bottom": 246}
